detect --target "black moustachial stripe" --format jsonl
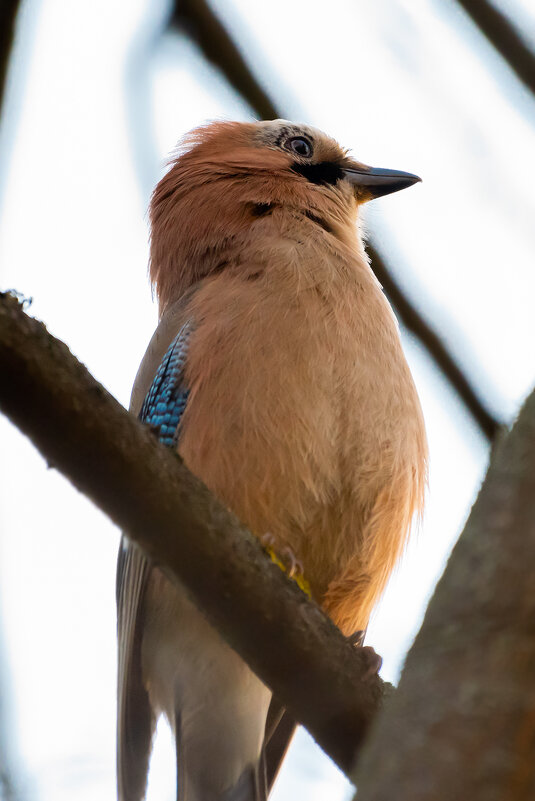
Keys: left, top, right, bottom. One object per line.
{"left": 303, "top": 210, "right": 333, "bottom": 234}
{"left": 291, "top": 161, "right": 344, "bottom": 186}
{"left": 249, "top": 202, "right": 274, "bottom": 217}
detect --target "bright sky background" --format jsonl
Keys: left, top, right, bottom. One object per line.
{"left": 0, "top": 1, "right": 534, "bottom": 799}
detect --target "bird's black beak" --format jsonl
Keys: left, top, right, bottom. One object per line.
{"left": 343, "top": 165, "right": 421, "bottom": 199}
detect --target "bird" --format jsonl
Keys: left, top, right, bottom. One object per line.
{"left": 116, "top": 119, "right": 427, "bottom": 801}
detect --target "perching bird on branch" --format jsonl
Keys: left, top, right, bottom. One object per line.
{"left": 116, "top": 120, "right": 427, "bottom": 801}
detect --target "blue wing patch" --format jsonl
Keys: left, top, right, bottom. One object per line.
{"left": 140, "top": 322, "right": 192, "bottom": 447}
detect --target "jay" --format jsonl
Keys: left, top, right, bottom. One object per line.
{"left": 116, "top": 119, "right": 427, "bottom": 801}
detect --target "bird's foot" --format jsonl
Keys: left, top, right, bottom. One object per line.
{"left": 348, "top": 630, "right": 383, "bottom": 677}
{"left": 361, "top": 646, "right": 383, "bottom": 678}
{"left": 260, "top": 532, "right": 277, "bottom": 550}
{"left": 260, "top": 533, "right": 311, "bottom": 597}
{"left": 279, "top": 545, "right": 304, "bottom": 579}
{"left": 348, "top": 629, "right": 366, "bottom": 647}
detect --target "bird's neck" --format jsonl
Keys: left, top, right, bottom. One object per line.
{"left": 150, "top": 173, "right": 365, "bottom": 314}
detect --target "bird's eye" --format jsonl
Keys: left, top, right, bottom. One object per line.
{"left": 284, "top": 136, "right": 313, "bottom": 158}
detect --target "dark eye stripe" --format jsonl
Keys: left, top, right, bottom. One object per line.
{"left": 291, "top": 161, "right": 344, "bottom": 186}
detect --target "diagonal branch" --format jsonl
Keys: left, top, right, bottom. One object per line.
{"left": 367, "top": 244, "right": 501, "bottom": 442}
{"left": 168, "top": 0, "right": 502, "bottom": 443}
{"left": 452, "top": 0, "right": 535, "bottom": 97}
{"left": 0, "top": 291, "right": 388, "bottom": 777}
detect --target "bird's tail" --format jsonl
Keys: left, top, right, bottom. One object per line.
{"left": 173, "top": 676, "right": 271, "bottom": 801}
{"left": 141, "top": 577, "right": 272, "bottom": 801}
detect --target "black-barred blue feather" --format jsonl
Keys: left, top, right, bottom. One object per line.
{"left": 139, "top": 322, "right": 191, "bottom": 447}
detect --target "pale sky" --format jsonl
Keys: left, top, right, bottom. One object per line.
{"left": 0, "top": 1, "right": 534, "bottom": 799}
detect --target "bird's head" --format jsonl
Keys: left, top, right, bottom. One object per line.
{"left": 150, "top": 120, "right": 420, "bottom": 310}
{"left": 253, "top": 119, "right": 420, "bottom": 201}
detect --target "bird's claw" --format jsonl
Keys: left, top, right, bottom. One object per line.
{"left": 361, "top": 646, "right": 383, "bottom": 678}
{"left": 348, "top": 630, "right": 382, "bottom": 677}
{"left": 260, "top": 532, "right": 277, "bottom": 550}
{"left": 261, "top": 533, "right": 311, "bottom": 597}
{"left": 348, "top": 629, "right": 366, "bottom": 647}
{"left": 278, "top": 546, "right": 304, "bottom": 579}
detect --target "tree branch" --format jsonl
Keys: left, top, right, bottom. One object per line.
{"left": 353, "top": 385, "right": 535, "bottom": 799}
{"left": 168, "top": 0, "right": 502, "bottom": 443}
{"left": 169, "top": 0, "right": 280, "bottom": 121}
{"left": 0, "top": 291, "right": 387, "bottom": 777}
{"left": 0, "top": 0, "right": 21, "bottom": 120}
{"left": 452, "top": 0, "right": 535, "bottom": 97}
{"left": 367, "top": 244, "right": 501, "bottom": 442}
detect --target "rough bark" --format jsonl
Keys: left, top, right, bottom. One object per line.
{"left": 0, "top": 291, "right": 388, "bottom": 776}
{"left": 353, "top": 387, "right": 535, "bottom": 799}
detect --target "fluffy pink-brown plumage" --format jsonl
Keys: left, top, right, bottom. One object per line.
{"left": 149, "top": 120, "right": 427, "bottom": 631}
{"left": 118, "top": 119, "right": 427, "bottom": 801}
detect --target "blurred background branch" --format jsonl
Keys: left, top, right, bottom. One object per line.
{"left": 0, "top": 0, "right": 21, "bottom": 114}
{"left": 453, "top": 0, "right": 535, "bottom": 96}
{"left": 170, "top": 0, "right": 281, "bottom": 120}
{"left": 1, "top": 7, "right": 27, "bottom": 801}
{"left": 367, "top": 243, "right": 501, "bottom": 441}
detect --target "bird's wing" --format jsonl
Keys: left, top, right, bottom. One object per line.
{"left": 116, "top": 537, "right": 153, "bottom": 801}
{"left": 118, "top": 293, "right": 282, "bottom": 801}
{"left": 117, "top": 313, "right": 192, "bottom": 801}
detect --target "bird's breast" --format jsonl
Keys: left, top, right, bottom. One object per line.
{"left": 176, "top": 257, "right": 425, "bottom": 601}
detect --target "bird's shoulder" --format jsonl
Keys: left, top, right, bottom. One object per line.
{"left": 130, "top": 293, "right": 195, "bottom": 416}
